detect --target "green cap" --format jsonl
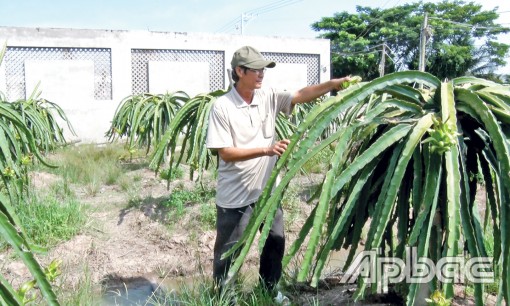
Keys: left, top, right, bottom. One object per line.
{"left": 231, "top": 46, "right": 276, "bottom": 69}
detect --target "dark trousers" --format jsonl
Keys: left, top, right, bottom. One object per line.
{"left": 213, "top": 203, "right": 285, "bottom": 291}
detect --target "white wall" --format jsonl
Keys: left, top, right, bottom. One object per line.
{"left": 0, "top": 26, "right": 331, "bottom": 143}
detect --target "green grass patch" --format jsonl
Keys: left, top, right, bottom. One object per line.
{"left": 34, "top": 143, "right": 128, "bottom": 196}
{"left": 149, "top": 275, "right": 283, "bottom": 306}
{"left": 15, "top": 193, "right": 86, "bottom": 248}
{"left": 159, "top": 166, "right": 184, "bottom": 181}
{"left": 198, "top": 201, "right": 216, "bottom": 230}
{"left": 160, "top": 187, "right": 216, "bottom": 227}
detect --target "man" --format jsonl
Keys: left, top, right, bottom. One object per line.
{"left": 206, "top": 45, "right": 350, "bottom": 297}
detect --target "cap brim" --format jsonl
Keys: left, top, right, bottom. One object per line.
{"left": 244, "top": 59, "right": 276, "bottom": 69}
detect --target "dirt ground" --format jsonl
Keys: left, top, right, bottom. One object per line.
{"left": 0, "top": 166, "right": 500, "bottom": 305}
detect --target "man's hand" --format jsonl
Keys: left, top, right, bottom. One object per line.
{"left": 335, "top": 75, "right": 363, "bottom": 91}
{"left": 292, "top": 75, "right": 355, "bottom": 105}
{"left": 267, "top": 139, "right": 291, "bottom": 157}
{"left": 332, "top": 76, "right": 352, "bottom": 91}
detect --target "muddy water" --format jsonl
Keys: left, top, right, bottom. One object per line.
{"left": 101, "top": 273, "right": 195, "bottom": 305}
{"left": 102, "top": 281, "right": 158, "bottom": 305}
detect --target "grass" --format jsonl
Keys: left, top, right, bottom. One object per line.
{"left": 159, "top": 166, "right": 184, "bottom": 181}
{"left": 6, "top": 144, "right": 123, "bottom": 249}
{"left": 15, "top": 192, "right": 86, "bottom": 248}
{"left": 148, "top": 274, "right": 286, "bottom": 306}
{"left": 33, "top": 143, "right": 129, "bottom": 196}
{"left": 482, "top": 225, "right": 500, "bottom": 296}
{"left": 301, "top": 145, "right": 334, "bottom": 174}
{"left": 56, "top": 264, "right": 101, "bottom": 305}
{"left": 161, "top": 186, "right": 216, "bottom": 229}
{"left": 199, "top": 201, "right": 216, "bottom": 229}
{"left": 459, "top": 203, "right": 500, "bottom": 301}
{"left": 282, "top": 182, "right": 304, "bottom": 228}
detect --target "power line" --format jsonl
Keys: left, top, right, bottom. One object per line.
{"left": 216, "top": 0, "right": 302, "bottom": 34}
{"left": 245, "top": 0, "right": 302, "bottom": 16}
{"left": 334, "top": 49, "right": 380, "bottom": 56}
{"left": 428, "top": 16, "right": 506, "bottom": 30}
{"left": 216, "top": 16, "right": 242, "bottom": 33}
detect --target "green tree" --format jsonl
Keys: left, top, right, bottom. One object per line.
{"left": 312, "top": 0, "right": 510, "bottom": 81}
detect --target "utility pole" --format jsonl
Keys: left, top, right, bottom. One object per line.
{"left": 222, "top": 1, "right": 301, "bottom": 35}
{"left": 379, "top": 44, "right": 386, "bottom": 77}
{"left": 240, "top": 13, "right": 256, "bottom": 35}
{"left": 418, "top": 13, "right": 429, "bottom": 72}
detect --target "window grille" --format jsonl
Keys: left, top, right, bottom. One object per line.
{"left": 262, "top": 52, "right": 321, "bottom": 85}
{"left": 131, "top": 49, "right": 225, "bottom": 94}
{"left": 3, "top": 47, "right": 112, "bottom": 101}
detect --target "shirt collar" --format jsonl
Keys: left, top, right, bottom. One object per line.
{"left": 231, "top": 87, "right": 260, "bottom": 108}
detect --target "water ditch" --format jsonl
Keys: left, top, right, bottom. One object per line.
{"left": 101, "top": 273, "right": 194, "bottom": 305}
{"left": 99, "top": 247, "right": 361, "bottom": 305}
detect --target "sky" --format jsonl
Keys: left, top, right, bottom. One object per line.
{"left": 1, "top": 0, "right": 509, "bottom": 73}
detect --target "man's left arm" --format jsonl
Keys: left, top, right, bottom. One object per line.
{"left": 291, "top": 76, "right": 351, "bottom": 105}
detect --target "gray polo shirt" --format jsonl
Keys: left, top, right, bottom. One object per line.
{"left": 206, "top": 87, "right": 293, "bottom": 208}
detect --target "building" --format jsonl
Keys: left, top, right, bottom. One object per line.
{"left": 0, "top": 26, "right": 331, "bottom": 143}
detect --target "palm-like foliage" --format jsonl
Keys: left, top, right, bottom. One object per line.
{"left": 0, "top": 45, "right": 61, "bottom": 305}
{"left": 7, "top": 84, "right": 76, "bottom": 152}
{"left": 0, "top": 104, "right": 60, "bottom": 305}
{"left": 291, "top": 96, "right": 340, "bottom": 140}
{"left": 150, "top": 90, "right": 225, "bottom": 185}
{"left": 224, "top": 71, "right": 510, "bottom": 306}
{"left": 106, "top": 92, "right": 188, "bottom": 154}
{"left": 275, "top": 112, "right": 297, "bottom": 142}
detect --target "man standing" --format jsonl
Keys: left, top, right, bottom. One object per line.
{"left": 206, "top": 45, "right": 350, "bottom": 297}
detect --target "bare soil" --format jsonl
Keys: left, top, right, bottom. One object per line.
{"left": 0, "top": 164, "right": 500, "bottom": 305}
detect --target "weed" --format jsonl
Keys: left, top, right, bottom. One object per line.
{"left": 282, "top": 182, "right": 302, "bottom": 228}
{"left": 162, "top": 187, "right": 215, "bottom": 222}
{"left": 156, "top": 266, "right": 169, "bottom": 278}
{"left": 159, "top": 166, "right": 184, "bottom": 180}
{"left": 49, "top": 175, "right": 74, "bottom": 199}
{"left": 15, "top": 192, "right": 86, "bottom": 247}
{"left": 301, "top": 145, "right": 334, "bottom": 174}
{"left": 149, "top": 274, "right": 285, "bottom": 306}
{"left": 198, "top": 201, "right": 216, "bottom": 230}
{"left": 483, "top": 225, "right": 499, "bottom": 296}
{"left": 16, "top": 259, "right": 63, "bottom": 305}
{"left": 57, "top": 264, "right": 101, "bottom": 305}
{"left": 33, "top": 143, "right": 127, "bottom": 196}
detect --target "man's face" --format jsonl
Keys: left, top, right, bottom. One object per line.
{"left": 237, "top": 66, "right": 266, "bottom": 89}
